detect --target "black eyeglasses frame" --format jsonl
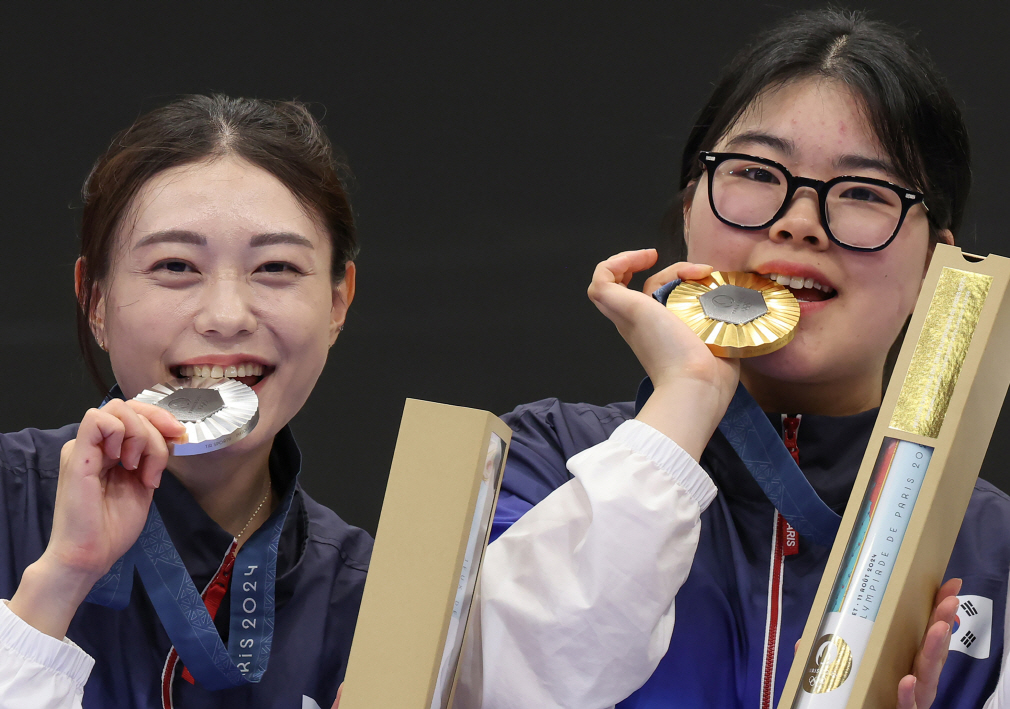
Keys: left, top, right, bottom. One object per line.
{"left": 698, "top": 151, "right": 926, "bottom": 253}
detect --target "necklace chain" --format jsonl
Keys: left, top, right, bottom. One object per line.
{"left": 235, "top": 488, "right": 271, "bottom": 540}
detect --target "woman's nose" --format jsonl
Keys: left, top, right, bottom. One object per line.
{"left": 193, "top": 278, "right": 257, "bottom": 338}
{"left": 769, "top": 188, "right": 831, "bottom": 250}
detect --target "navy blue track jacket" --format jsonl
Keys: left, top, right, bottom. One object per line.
{"left": 492, "top": 393, "right": 1010, "bottom": 708}
{"left": 0, "top": 423, "right": 372, "bottom": 708}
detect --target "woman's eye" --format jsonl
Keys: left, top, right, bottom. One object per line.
{"left": 840, "top": 186, "right": 889, "bottom": 204}
{"left": 153, "top": 260, "right": 194, "bottom": 273}
{"left": 257, "top": 262, "right": 301, "bottom": 274}
{"left": 738, "top": 166, "right": 780, "bottom": 184}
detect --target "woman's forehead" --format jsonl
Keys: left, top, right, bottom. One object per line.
{"left": 119, "top": 156, "right": 329, "bottom": 250}
{"left": 716, "top": 78, "right": 890, "bottom": 172}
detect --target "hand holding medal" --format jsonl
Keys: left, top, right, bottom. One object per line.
{"left": 9, "top": 373, "right": 260, "bottom": 644}
{"left": 9, "top": 397, "right": 187, "bottom": 640}
{"left": 588, "top": 250, "right": 742, "bottom": 460}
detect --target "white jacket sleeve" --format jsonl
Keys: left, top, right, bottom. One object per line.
{"left": 0, "top": 600, "right": 94, "bottom": 709}
{"left": 465, "top": 419, "right": 717, "bottom": 709}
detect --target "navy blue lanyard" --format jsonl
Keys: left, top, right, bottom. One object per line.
{"left": 717, "top": 384, "right": 840, "bottom": 546}
{"left": 636, "top": 376, "right": 840, "bottom": 546}
{"left": 86, "top": 488, "right": 294, "bottom": 690}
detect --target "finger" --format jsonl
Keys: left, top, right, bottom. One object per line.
{"left": 125, "top": 400, "right": 187, "bottom": 440}
{"left": 933, "top": 578, "right": 961, "bottom": 617}
{"left": 897, "top": 675, "right": 917, "bottom": 709}
{"left": 77, "top": 408, "right": 127, "bottom": 463}
{"left": 913, "top": 620, "right": 951, "bottom": 708}
{"left": 923, "top": 581, "right": 960, "bottom": 647}
{"left": 643, "top": 262, "right": 715, "bottom": 296}
{"left": 931, "top": 593, "right": 960, "bottom": 632}
{"left": 60, "top": 439, "right": 75, "bottom": 470}
{"left": 589, "top": 249, "right": 659, "bottom": 295}
{"left": 588, "top": 252, "right": 672, "bottom": 326}
{"left": 101, "top": 400, "right": 154, "bottom": 471}
{"left": 135, "top": 414, "right": 169, "bottom": 489}
{"left": 332, "top": 683, "right": 343, "bottom": 709}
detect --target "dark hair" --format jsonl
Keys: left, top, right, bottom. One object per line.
{"left": 77, "top": 94, "right": 358, "bottom": 390}
{"left": 669, "top": 8, "right": 970, "bottom": 256}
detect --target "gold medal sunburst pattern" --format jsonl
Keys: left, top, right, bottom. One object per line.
{"left": 664, "top": 271, "right": 800, "bottom": 358}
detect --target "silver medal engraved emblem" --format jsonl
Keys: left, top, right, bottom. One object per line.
{"left": 133, "top": 378, "right": 259, "bottom": 456}
{"left": 698, "top": 284, "right": 768, "bottom": 325}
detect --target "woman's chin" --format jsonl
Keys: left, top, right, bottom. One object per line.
{"left": 743, "top": 343, "right": 828, "bottom": 386}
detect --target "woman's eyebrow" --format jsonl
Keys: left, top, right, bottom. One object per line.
{"left": 723, "top": 131, "right": 794, "bottom": 155}
{"left": 132, "top": 230, "right": 315, "bottom": 249}
{"left": 835, "top": 153, "right": 897, "bottom": 176}
{"left": 133, "top": 230, "right": 205, "bottom": 249}
{"left": 249, "top": 232, "right": 314, "bottom": 249}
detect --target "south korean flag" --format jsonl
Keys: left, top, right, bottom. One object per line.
{"left": 949, "top": 595, "right": 993, "bottom": 659}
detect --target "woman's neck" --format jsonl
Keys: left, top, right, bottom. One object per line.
{"left": 167, "top": 438, "right": 276, "bottom": 546}
{"left": 740, "top": 367, "right": 883, "bottom": 416}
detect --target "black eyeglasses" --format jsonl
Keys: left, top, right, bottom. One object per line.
{"left": 698, "top": 151, "right": 927, "bottom": 252}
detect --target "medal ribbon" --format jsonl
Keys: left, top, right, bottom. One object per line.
{"left": 85, "top": 491, "right": 293, "bottom": 690}
{"left": 716, "top": 384, "right": 839, "bottom": 545}
{"left": 645, "top": 280, "right": 842, "bottom": 546}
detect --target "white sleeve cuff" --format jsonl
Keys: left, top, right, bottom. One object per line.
{"left": 609, "top": 419, "right": 718, "bottom": 511}
{"left": 0, "top": 600, "right": 94, "bottom": 689}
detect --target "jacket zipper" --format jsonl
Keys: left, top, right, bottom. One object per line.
{"left": 759, "top": 415, "right": 801, "bottom": 709}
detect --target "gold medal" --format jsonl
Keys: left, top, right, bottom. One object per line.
{"left": 663, "top": 271, "right": 800, "bottom": 358}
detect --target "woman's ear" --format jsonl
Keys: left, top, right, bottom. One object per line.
{"left": 330, "top": 261, "right": 356, "bottom": 346}
{"left": 681, "top": 180, "right": 698, "bottom": 251}
{"left": 75, "top": 258, "right": 107, "bottom": 350}
{"left": 922, "top": 229, "right": 955, "bottom": 279}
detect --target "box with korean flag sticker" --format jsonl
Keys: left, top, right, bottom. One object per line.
{"left": 780, "top": 245, "right": 1010, "bottom": 708}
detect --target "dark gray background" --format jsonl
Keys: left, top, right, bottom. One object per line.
{"left": 2, "top": 2, "right": 1008, "bottom": 535}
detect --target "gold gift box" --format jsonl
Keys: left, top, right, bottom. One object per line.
{"left": 340, "top": 399, "right": 511, "bottom": 709}
{"left": 780, "top": 244, "right": 1010, "bottom": 707}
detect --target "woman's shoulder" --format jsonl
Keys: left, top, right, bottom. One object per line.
{"left": 296, "top": 487, "right": 373, "bottom": 574}
{"left": 496, "top": 397, "right": 637, "bottom": 508}
{"left": 0, "top": 424, "right": 79, "bottom": 476}
{"left": 951, "top": 480, "right": 1010, "bottom": 577}
{"left": 504, "top": 397, "right": 636, "bottom": 455}
{"left": 961, "top": 476, "right": 1010, "bottom": 521}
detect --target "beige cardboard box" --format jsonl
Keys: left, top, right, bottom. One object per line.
{"left": 780, "top": 245, "right": 1010, "bottom": 707}
{"left": 339, "top": 399, "right": 511, "bottom": 709}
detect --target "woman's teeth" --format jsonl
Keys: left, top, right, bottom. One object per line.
{"left": 764, "top": 272, "right": 833, "bottom": 293}
{"left": 178, "top": 363, "right": 265, "bottom": 379}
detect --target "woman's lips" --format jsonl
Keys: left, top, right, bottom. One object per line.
{"left": 789, "top": 286, "right": 831, "bottom": 303}
{"left": 797, "top": 298, "right": 831, "bottom": 315}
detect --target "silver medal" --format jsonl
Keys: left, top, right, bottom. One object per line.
{"left": 134, "top": 378, "right": 259, "bottom": 456}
